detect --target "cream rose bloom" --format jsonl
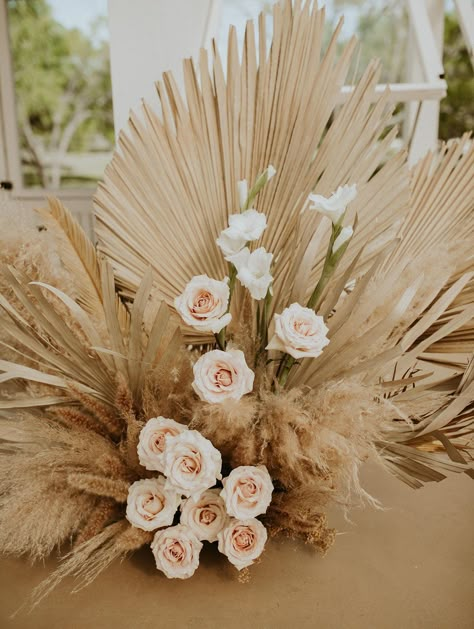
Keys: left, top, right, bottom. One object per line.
{"left": 217, "top": 518, "right": 268, "bottom": 570}
{"left": 180, "top": 488, "right": 229, "bottom": 542}
{"left": 163, "top": 430, "right": 222, "bottom": 500}
{"left": 126, "top": 477, "right": 181, "bottom": 532}
{"left": 151, "top": 524, "right": 202, "bottom": 579}
{"left": 192, "top": 349, "right": 254, "bottom": 404}
{"left": 308, "top": 184, "right": 357, "bottom": 224}
{"left": 221, "top": 466, "right": 274, "bottom": 519}
{"left": 137, "top": 416, "right": 188, "bottom": 472}
{"left": 229, "top": 246, "right": 273, "bottom": 300}
{"left": 174, "top": 275, "right": 231, "bottom": 333}
{"left": 266, "top": 303, "right": 330, "bottom": 359}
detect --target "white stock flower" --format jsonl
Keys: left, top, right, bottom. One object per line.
{"left": 308, "top": 184, "right": 357, "bottom": 224}
{"left": 229, "top": 247, "right": 273, "bottom": 300}
{"left": 217, "top": 518, "right": 268, "bottom": 570}
{"left": 192, "top": 348, "right": 255, "bottom": 404}
{"left": 221, "top": 466, "right": 274, "bottom": 519}
{"left": 126, "top": 477, "right": 181, "bottom": 532}
{"left": 174, "top": 275, "right": 231, "bottom": 333}
{"left": 266, "top": 303, "right": 330, "bottom": 359}
{"left": 332, "top": 225, "right": 353, "bottom": 254}
{"left": 163, "top": 430, "right": 222, "bottom": 500}
{"left": 137, "top": 416, "right": 188, "bottom": 472}
{"left": 180, "top": 489, "right": 229, "bottom": 542}
{"left": 151, "top": 524, "right": 202, "bottom": 579}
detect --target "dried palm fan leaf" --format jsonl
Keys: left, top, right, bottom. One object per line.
{"left": 0, "top": 0, "right": 473, "bottom": 606}
{"left": 94, "top": 2, "right": 409, "bottom": 325}
{"left": 94, "top": 0, "right": 473, "bottom": 486}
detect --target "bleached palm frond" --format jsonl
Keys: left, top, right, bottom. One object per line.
{"left": 0, "top": 255, "right": 180, "bottom": 412}
{"left": 94, "top": 1, "right": 408, "bottom": 326}
{"left": 93, "top": 1, "right": 473, "bottom": 488}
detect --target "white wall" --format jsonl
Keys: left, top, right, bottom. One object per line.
{"left": 108, "top": 0, "right": 218, "bottom": 135}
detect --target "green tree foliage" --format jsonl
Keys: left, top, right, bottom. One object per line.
{"left": 8, "top": 0, "right": 114, "bottom": 188}
{"left": 439, "top": 12, "right": 474, "bottom": 140}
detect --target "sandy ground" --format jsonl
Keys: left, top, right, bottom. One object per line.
{"left": 0, "top": 463, "right": 473, "bottom": 629}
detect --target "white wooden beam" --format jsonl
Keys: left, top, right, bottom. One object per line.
{"left": 405, "top": 0, "right": 445, "bottom": 165}
{"left": 338, "top": 80, "right": 447, "bottom": 105}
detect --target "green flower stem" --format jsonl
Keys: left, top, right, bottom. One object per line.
{"left": 216, "top": 264, "right": 237, "bottom": 350}
{"left": 276, "top": 219, "right": 353, "bottom": 387}
{"left": 276, "top": 354, "right": 296, "bottom": 388}
{"left": 257, "top": 287, "right": 272, "bottom": 358}
{"left": 243, "top": 169, "right": 272, "bottom": 211}
{"left": 214, "top": 332, "right": 226, "bottom": 351}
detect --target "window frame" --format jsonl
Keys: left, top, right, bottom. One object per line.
{"left": 0, "top": 0, "right": 100, "bottom": 232}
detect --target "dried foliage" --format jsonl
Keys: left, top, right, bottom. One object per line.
{"left": 0, "top": 0, "right": 473, "bottom": 606}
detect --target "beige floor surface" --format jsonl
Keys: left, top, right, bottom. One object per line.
{"left": 1, "top": 464, "right": 473, "bottom": 629}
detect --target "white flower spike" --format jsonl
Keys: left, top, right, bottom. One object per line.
{"left": 308, "top": 184, "right": 357, "bottom": 224}
{"left": 332, "top": 225, "right": 353, "bottom": 254}
{"left": 216, "top": 227, "right": 247, "bottom": 259}
{"left": 237, "top": 179, "right": 248, "bottom": 208}
{"left": 217, "top": 210, "right": 267, "bottom": 260}
{"left": 229, "top": 246, "right": 273, "bottom": 300}
{"left": 228, "top": 209, "right": 267, "bottom": 241}
{"left": 266, "top": 164, "right": 276, "bottom": 180}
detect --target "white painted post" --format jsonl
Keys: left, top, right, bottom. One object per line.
{"left": 405, "top": 0, "right": 445, "bottom": 165}
{"left": 107, "top": 0, "right": 217, "bottom": 136}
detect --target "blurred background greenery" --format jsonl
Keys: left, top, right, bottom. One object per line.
{"left": 6, "top": 0, "right": 474, "bottom": 189}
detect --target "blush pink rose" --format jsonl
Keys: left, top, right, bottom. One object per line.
{"left": 180, "top": 488, "right": 229, "bottom": 542}
{"left": 221, "top": 465, "right": 273, "bottom": 519}
{"left": 217, "top": 518, "right": 268, "bottom": 570}
{"left": 151, "top": 524, "right": 202, "bottom": 579}
{"left": 192, "top": 349, "right": 254, "bottom": 404}
{"left": 137, "top": 416, "right": 188, "bottom": 472}
{"left": 163, "top": 430, "right": 222, "bottom": 500}
{"left": 174, "top": 275, "right": 231, "bottom": 333}
{"left": 126, "top": 477, "right": 181, "bottom": 532}
{"left": 266, "top": 302, "right": 330, "bottom": 359}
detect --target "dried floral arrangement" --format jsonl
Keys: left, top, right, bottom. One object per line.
{"left": 1, "top": 0, "right": 473, "bottom": 606}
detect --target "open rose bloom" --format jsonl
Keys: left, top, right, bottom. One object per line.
{"left": 151, "top": 525, "right": 203, "bottom": 579}
{"left": 174, "top": 275, "right": 231, "bottom": 333}
{"left": 217, "top": 518, "right": 268, "bottom": 570}
{"left": 267, "top": 303, "right": 330, "bottom": 359}
{"left": 126, "top": 478, "right": 181, "bottom": 532}
{"left": 137, "top": 417, "right": 188, "bottom": 472}
{"left": 180, "top": 489, "right": 229, "bottom": 542}
{"left": 221, "top": 466, "right": 274, "bottom": 519}
{"left": 163, "top": 430, "right": 222, "bottom": 500}
{"left": 192, "top": 349, "right": 254, "bottom": 404}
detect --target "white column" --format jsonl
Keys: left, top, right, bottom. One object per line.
{"left": 107, "top": 0, "right": 219, "bottom": 135}
{"left": 405, "top": 0, "right": 445, "bottom": 165}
